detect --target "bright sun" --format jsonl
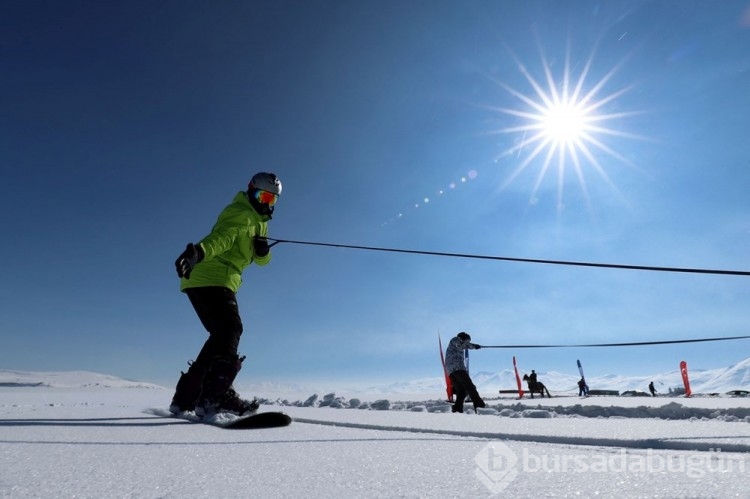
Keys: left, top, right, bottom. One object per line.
{"left": 487, "top": 39, "right": 644, "bottom": 212}
{"left": 542, "top": 101, "right": 587, "bottom": 145}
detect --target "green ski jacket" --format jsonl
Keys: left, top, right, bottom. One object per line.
{"left": 180, "top": 191, "right": 271, "bottom": 293}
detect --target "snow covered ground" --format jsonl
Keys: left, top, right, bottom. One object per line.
{"left": 1, "top": 371, "right": 749, "bottom": 498}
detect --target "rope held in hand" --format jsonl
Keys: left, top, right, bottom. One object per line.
{"left": 266, "top": 238, "right": 750, "bottom": 276}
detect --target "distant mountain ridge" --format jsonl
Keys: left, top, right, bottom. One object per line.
{"left": 0, "top": 370, "right": 163, "bottom": 389}
{"left": 364, "top": 357, "right": 750, "bottom": 396}
{"left": 2, "top": 357, "right": 749, "bottom": 397}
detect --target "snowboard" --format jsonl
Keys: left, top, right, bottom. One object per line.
{"left": 221, "top": 411, "right": 292, "bottom": 429}
{"left": 147, "top": 408, "right": 292, "bottom": 429}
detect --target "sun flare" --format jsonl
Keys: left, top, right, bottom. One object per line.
{"left": 487, "top": 39, "right": 645, "bottom": 212}
{"left": 542, "top": 101, "right": 587, "bottom": 145}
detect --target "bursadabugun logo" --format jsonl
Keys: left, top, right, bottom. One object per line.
{"left": 474, "top": 441, "right": 519, "bottom": 494}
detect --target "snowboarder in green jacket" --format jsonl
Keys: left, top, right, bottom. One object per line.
{"left": 170, "top": 172, "right": 282, "bottom": 417}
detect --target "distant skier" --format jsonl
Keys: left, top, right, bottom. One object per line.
{"left": 445, "top": 332, "right": 485, "bottom": 413}
{"left": 170, "top": 172, "right": 282, "bottom": 417}
{"left": 649, "top": 381, "right": 657, "bottom": 397}
{"left": 578, "top": 378, "right": 589, "bottom": 397}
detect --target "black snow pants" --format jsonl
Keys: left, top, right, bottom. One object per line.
{"left": 171, "top": 287, "right": 244, "bottom": 406}
{"left": 449, "top": 370, "right": 485, "bottom": 413}
{"left": 186, "top": 286, "right": 243, "bottom": 366}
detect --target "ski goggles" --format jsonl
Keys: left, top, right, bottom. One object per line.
{"left": 254, "top": 189, "right": 279, "bottom": 206}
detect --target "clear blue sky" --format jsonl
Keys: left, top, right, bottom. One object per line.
{"left": 2, "top": 1, "right": 749, "bottom": 390}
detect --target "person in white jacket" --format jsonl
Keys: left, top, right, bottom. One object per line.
{"left": 445, "top": 332, "right": 485, "bottom": 413}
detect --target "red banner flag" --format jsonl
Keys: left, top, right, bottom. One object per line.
{"left": 513, "top": 356, "right": 525, "bottom": 399}
{"left": 438, "top": 333, "right": 454, "bottom": 402}
{"left": 680, "top": 360, "right": 692, "bottom": 398}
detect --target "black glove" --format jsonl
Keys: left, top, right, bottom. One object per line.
{"left": 472, "top": 344, "right": 482, "bottom": 350}
{"left": 175, "top": 243, "right": 204, "bottom": 279}
{"left": 254, "top": 236, "right": 270, "bottom": 257}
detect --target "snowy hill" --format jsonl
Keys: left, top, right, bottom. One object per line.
{"left": 687, "top": 357, "right": 750, "bottom": 393}
{"left": 2, "top": 357, "right": 749, "bottom": 400}
{"left": 0, "top": 370, "right": 164, "bottom": 390}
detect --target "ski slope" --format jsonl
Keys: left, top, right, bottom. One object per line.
{"left": 1, "top": 372, "right": 749, "bottom": 497}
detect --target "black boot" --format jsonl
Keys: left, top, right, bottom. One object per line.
{"left": 215, "top": 387, "right": 259, "bottom": 416}
{"left": 196, "top": 355, "right": 257, "bottom": 417}
{"left": 169, "top": 361, "right": 205, "bottom": 414}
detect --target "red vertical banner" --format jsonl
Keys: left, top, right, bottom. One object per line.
{"left": 513, "top": 356, "right": 525, "bottom": 399}
{"left": 438, "top": 333, "right": 454, "bottom": 402}
{"left": 680, "top": 360, "right": 692, "bottom": 398}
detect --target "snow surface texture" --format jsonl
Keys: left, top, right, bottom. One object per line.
{"left": 1, "top": 371, "right": 749, "bottom": 498}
